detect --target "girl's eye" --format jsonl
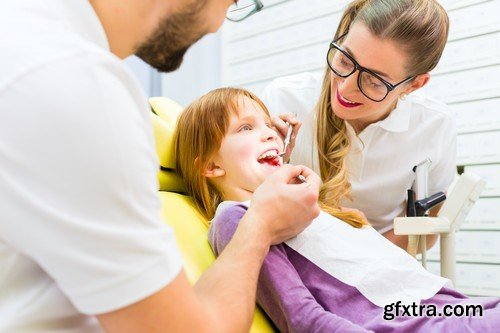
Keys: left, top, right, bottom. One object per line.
{"left": 239, "top": 124, "right": 252, "bottom": 132}
{"left": 265, "top": 122, "right": 272, "bottom": 128}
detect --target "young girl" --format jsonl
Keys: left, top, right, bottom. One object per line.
{"left": 173, "top": 88, "right": 499, "bottom": 332}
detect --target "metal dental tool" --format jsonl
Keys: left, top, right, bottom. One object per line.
{"left": 279, "top": 122, "right": 293, "bottom": 158}
{"left": 278, "top": 122, "right": 307, "bottom": 184}
{"left": 296, "top": 174, "right": 308, "bottom": 184}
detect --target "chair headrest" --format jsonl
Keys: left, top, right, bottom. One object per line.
{"left": 150, "top": 97, "right": 186, "bottom": 193}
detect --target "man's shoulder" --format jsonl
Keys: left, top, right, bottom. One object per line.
{"left": 0, "top": 0, "right": 112, "bottom": 91}
{"left": 1, "top": 34, "right": 114, "bottom": 91}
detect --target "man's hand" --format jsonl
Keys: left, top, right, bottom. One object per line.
{"left": 246, "top": 164, "right": 321, "bottom": 245}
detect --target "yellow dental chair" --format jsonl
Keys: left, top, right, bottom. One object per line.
{"left": 149, "top": 97, "right": 275, "bottom": 333}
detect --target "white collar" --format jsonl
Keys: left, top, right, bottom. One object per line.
{"left": 346, "top": 97, "right": 411, "bottom": 136}
{"left": 376, "top": 97, "right": 411, "bottom": 133}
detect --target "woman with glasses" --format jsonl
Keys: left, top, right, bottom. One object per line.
{"left": 262, "top": 0, "right": 456, "bottom": 252}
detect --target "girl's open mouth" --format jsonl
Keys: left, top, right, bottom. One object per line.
{"left": 257, "top": 149, "right": 281, "bottom": 167}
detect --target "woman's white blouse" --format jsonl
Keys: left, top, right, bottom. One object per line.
{"left": 261, "top": 72, "right": 457, "bottom": 234}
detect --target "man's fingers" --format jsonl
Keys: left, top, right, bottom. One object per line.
{"left": 297, "top": 165, "right": 319, "bottom": 180}
{"left": 273, "top": 165, "right": 321, "bottom": 189}
{"left": 296, "top": 165, "right": 322, "bottom": 190}
{"left": 271, "top": 164, "right": 303, "bottom": 182}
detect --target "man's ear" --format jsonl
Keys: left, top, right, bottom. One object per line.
{"left": 404, "top": 73, "right": 430, "bottom": 95}
{"left": 202, "top": 161, "right": 226, "bottom": 178}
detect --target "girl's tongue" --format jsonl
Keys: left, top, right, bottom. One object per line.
{"left": 258, "top": 155, "right": 280, "bottom": 166}
{"left": 259, "top": 156, "right": 280, "bottom": 166}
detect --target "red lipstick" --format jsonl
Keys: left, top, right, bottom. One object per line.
{"left": 336, "top": 89, "right": 362, "bottom": 108}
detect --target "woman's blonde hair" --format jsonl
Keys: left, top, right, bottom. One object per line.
{"left": 173, "top": 88, "right": 270, "bottom": 220}
{"left": 316, "top": 0, "right": 449, "bottom": 228}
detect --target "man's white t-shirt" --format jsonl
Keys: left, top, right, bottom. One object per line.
{"left": 0, "top": 1, "right": 182, "bottom": 331}
{"left": 261, "top": 72, "right": 457, "bottom": 234}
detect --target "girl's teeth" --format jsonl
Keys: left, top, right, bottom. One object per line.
{"left": 258, "top": 150, "right": 278, "bottom": 160}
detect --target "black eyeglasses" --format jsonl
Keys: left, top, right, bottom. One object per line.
{"left": 326, "top": 32, "right": 416, "bottom": 102}
{"left": 226, "top": 0, "right": 264, "bottom": 22}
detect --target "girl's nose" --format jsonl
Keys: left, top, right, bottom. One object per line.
{"left": 262, "top": 127, "right": 278, "bottom": 142}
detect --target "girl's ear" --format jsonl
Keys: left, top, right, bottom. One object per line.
{"left": 202, "top": 161, "right": 226, "bottom": 178}
{"left": 404, "top": 73, "right": 430, "bottom": 95}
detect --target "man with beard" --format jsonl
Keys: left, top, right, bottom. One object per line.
{"left": 0, "top": 0, "right": 321, "bottom": 332}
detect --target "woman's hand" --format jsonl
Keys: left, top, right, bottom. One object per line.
{"left": 272, "top": 113, "right": 301, "bottom": 163}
